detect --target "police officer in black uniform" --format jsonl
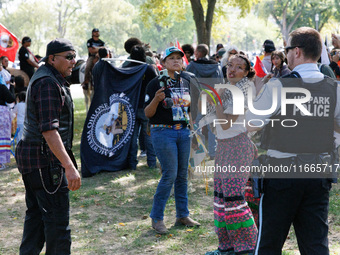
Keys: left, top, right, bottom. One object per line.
{"left": 246, "top": 27, "right": 340, "bottom": 255}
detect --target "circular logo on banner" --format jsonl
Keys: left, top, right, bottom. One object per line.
{"left": 0, "top": 32, "right": 14, "bottom": 49}
{"left": 86, "top": 93, "right": 135, "bottom": 157}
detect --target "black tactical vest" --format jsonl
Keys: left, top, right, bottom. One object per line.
{"left": 267, "top": 73, "right": 337, "bottom": 153}
{"left": 22, "top": 65, "right": 74, "bottom": 150}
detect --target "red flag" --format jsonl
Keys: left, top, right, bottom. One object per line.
{"left": 175, "top": 40, "right": 189, "bottom": 66}
{"left": 0, "top": 23, "right": 19, "bottom": 62}
{"left": 254, "top": 56, "right": 268, "bottom": 78}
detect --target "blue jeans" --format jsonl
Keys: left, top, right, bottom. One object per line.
{"left": 128, "top": 108, "right": 156, "bottom": 168}
{"left": 150, "top": 127, "right": 190, "bottom": 220}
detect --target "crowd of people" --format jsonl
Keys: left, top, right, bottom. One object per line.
{"left": 0, "top": 26, "right": 340, "bottom": 255}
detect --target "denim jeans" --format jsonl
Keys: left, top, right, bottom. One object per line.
{"left": 128, "top": 108, "right": 156, "bottom": 168}
{"left": 150, "top": 127, "right": 190, "bottom": 220}
{"left": 20, "top": 169, "right": 71, "bottom": 255}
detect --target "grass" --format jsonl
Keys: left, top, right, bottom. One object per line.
{"left": 0, "top": 98, "right": 339, "bottom": 254}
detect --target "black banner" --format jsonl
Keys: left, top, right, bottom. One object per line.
{"left": 81, "top": 60, "right": 147, "bottom": 177}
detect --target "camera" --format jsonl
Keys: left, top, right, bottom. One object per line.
{"left": 330, "top": 50, "right": 340, "bottom": 57}
{"left": 158, "top": 69, "right": 169, "bottom": 87}
{"left": 158, "top": 69, "right": 173, "bottom": 109}
{"left": 10, "top": 75, "right": 15, "bottom": 83}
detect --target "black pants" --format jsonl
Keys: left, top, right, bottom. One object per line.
{"left": 20, "top": 168, "right": 71, "bottom": 255}
{"left": 255, "top": 175, "right": 331, "bottom": 255}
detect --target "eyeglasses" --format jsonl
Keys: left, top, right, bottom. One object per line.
{"left": 284, "top": 45, "right": 304, "bottom": 54}
{"left": 54, "top": 54, "right": 76, "bottom": 61}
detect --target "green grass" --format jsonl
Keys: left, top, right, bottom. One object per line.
{"left": 329, "top": 186, "right": 340, "bottom": 225}
{"left": 0, "top": 98, "right": 339, "bottom": 254}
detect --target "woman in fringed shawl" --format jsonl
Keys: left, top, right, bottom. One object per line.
{"left": 205, "top": 54, "right": 258, "bottom": 255}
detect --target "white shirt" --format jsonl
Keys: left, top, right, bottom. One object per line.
{"left": 15, "top": 102, "right": 26, "bottom": 125}
{"left": 246, "top": 63, "right": 340, "bottom": 158}
{"left": 262, "top": 55, "right": 272, "bottom": 73}
{"left": 0, "top": 68, "right": 11, "bottom": 87}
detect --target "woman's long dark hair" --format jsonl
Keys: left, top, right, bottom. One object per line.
{"left": 271, "top": 51, "right": 286, "bottom": 73}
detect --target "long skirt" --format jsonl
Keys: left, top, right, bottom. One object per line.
{"left": 213, "top": 132, "right": 258, "bottom": 254}
{"left": 0, "top": 105, "right": 11, "bottom": 164}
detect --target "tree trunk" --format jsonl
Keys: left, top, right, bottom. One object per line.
{"left": 190, "top": 0, "right": 216, "bottom": 48}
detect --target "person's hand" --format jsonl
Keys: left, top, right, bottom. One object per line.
{"left": 262, "top": 73, "right": 273, "bottom": 84}
{"left": 332, "top": 52, "right": 340, "bottom": 63}
{"left": 332, "top": 34, "right": 340, "bottom": 49}
{"left": 64, "top": 165, "right": 81, "bottom": 191}
{"left": 204, "top": 91, "right": 215, "bottom": 106}
{"left": 153, "top": 87, "right": 165, "bottom": 103}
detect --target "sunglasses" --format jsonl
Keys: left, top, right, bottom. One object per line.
{"left": 54, "top": 54, "right": 76, "bottom": 61}
{"left": 284, "top": 45, "right": 304, "bottom": 54}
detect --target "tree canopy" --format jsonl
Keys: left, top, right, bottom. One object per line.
{"left": 140, "top": 0, "right": 258, "bottom": 47}
{"left": 1, "top": 0, "right": 339, "bottom": 59}
{"left": 256, "top": 0, "right": 339, "bottom": 41}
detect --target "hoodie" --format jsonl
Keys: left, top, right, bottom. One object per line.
{"left": 186, "top": 58, "right": 224, "bottom": 82}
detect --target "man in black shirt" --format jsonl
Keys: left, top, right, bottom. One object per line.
{"left": 18, "top": 36, "right": 39, "bottom": 79}
{"left": 82, "top": 28, "right": 105, "bottom": 90}
{"left": 16, "top": 38, "right": 81, "bottom": 255}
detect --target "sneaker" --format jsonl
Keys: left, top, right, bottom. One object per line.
{"left": 139, "top": 150, "right": 147, "bottom": 157}
{"left": 175, "top": 217, "right": 200, "bottom": 227}
{"left": 205, "top": 250, "right": 235, "bottom": 255}
{"left": 151, "top": 219, "right": 168, "bottom": 234}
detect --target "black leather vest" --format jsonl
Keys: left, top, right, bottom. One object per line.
{"left": 22, "top": 65, "right": 74, "bottom": 150}
{"left": 268, "top": 75, "right": 337, "bottom": 153}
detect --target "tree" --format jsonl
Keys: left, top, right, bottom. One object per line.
{"left": 55, "top": 0, "right": 82, "bottom": 38}
{"left": 0, "top": 0, "right": 55, "bottom": 55}
{"left": 86, "top": 0, "right": 139, "bottom": 55}
{"left": 0, "top": 0, "right": 14, "bottom": 9}
{"left": 140, "top": 0, "right": 256, "bottom": 47}
{"left": 257, "top": 0, "right": 338, "bottom": 41}
{"left": 292, "top": 0, "right": 337, "bottom": 32}
{"left": 132, "top": 0, "right": 195, "bottom": 52}
{"left": 212, "top": 7, "right": 280, "bottom": 53}
{"left": 0, "top": 0, "right": 86, "bottom": 56}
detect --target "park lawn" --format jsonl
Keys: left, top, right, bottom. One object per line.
{"left": 0, "top": 98, "right": 339, "bottom": 255}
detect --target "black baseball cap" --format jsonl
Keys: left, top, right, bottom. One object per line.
{"left": 92, "top": 28, "right": 99, "bottom": 33}
{"left": 41, "top": 38, "right": 75, "bottom": 62}
{"left": 263, "top": 39, "right": 275, "bottom": 53}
